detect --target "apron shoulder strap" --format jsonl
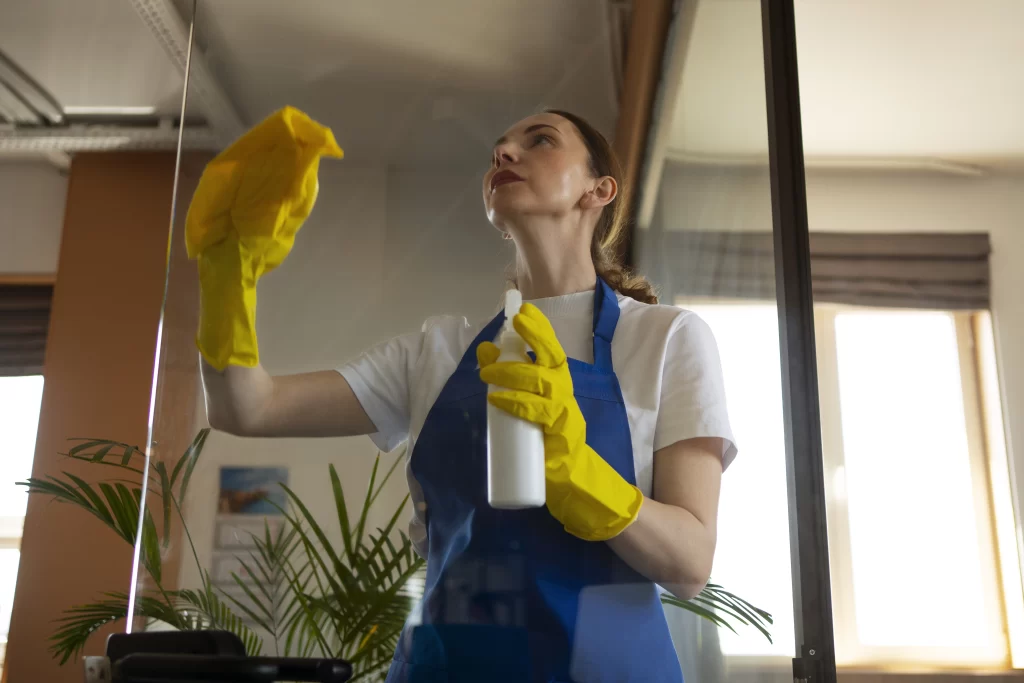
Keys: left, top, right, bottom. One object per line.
{"left": 458, "top": 280, "right": 620, "bottom": 372}
{"left": 457, "top": 311, "right": 505, "bottom": 370}
{"left": 592, "top": 279, "right": 620, "bottom": 371}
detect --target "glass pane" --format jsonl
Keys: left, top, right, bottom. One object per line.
{"left": 144, "top": 0, "right": 798, "bottom": 681}
{"left": 795, "top": 0, "right": 1024, "bottom": 669}
{"left": 634, "top": 0, "right": 797, "bottom": 678}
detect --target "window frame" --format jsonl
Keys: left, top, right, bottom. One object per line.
{"left": 680, "top": 298, "right": 1019, "bottom": 670}
{"left": 813, "top": 304, "right": 1009, "bottom": 670}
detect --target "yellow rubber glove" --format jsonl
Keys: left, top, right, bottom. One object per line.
{"left": 185, "top": 106, "right": 343, "bottom": 370}
{"left": 478, "top": 303, "right": 644, "bottom": 541}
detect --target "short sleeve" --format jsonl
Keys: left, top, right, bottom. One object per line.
{"left": 655, "top": 312, "right": 738, "bottom": 469}
{"left": 337, "top": 331, "right": 422, "bottom": 453}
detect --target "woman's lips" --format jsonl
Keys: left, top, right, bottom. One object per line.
{"left": 491, "top": 170, "right": 523, "bottom": 192}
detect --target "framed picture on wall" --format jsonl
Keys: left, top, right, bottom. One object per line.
{"left": 217, "top": 466, "right": 289, "bottom": 515}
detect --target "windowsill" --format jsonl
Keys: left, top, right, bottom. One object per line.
{"left": 838, "top": 672, "right": 1024, "bottom": 682}
{"left": 720, "top": 657, "right": 1024, "bottom": 681}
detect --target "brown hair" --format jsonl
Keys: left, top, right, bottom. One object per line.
{"left": 546, "top": 109, "right": 659, "bottom": 305}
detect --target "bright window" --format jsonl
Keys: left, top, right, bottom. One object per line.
{"left": 836, "top": 312, "right": 990, "bottom": 646}
{"left": 684, "top": 302, "right": 1015, "bottom": 669}
{"left": 0, "top": 375, "right": 44, "bottom": 658}
{"left": 822, "top": 309, "right": 1008, "bottom": 667}
{"left": 688, "top": 304, "right": 795, "bottom": 658}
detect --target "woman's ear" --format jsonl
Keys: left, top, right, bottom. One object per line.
{"left": 581, "top": 175, "right": 618, "bottom": 210}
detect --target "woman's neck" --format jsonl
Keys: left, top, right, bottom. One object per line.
{"left": 512, "top": 222, "right": 596, "bottom": 300}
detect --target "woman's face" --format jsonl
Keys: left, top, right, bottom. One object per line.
{"left": 482, "top": 113, "right": 597, "bottom": 232}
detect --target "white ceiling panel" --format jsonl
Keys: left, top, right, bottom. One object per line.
{"left": 669, "top": 0, "right": 1024, "bottom": 163}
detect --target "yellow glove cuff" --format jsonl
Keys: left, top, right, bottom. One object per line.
{"left": 196, "top": 234, "right": 263, "bottom": 371}
{"left": 548, "top": 444, "right": 645, "bottom": 542}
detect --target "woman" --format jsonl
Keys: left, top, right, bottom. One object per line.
{"left": 190, "top": 107, "right": 736, "bottom": 682}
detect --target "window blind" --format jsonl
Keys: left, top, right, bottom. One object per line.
{"left": 0, "top": 284, "right": 52, "bottom": 376}
{"left": 645, "top": 232, "right": 990, "bottom": 310}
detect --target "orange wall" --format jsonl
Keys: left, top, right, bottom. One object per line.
{"left": 4, "top": 152, "right": 202, "bottom": 683}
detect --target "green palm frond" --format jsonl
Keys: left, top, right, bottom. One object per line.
{"left": 19, "top": 475, "right": 164, "bottom": 582}
{"left": 217, "top": 521, "right": 312, "bottom": 655}
{"left": 273, "top": 458, "right": 425, "bottom": 679}
{"left": 176, "top": 580, "right": 264, "bottom": 656}
{"left": 48, "top": 591, "right": 188, "bottom": 665}
{"left": 661, "top": 582, "right": 774, "bottom": 643}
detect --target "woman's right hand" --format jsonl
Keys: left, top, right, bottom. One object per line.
{"left": 186, "top": 106, "right": 343, "bottom": 371}
{"left": 186, "top": 108, "right": 373, "bottom": 439}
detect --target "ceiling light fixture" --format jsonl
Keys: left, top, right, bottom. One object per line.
{"left": 63, "top": 105, "right": 158, "bottom": 116}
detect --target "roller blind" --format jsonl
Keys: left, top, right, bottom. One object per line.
{"left": 647, "top": 232, "right": 990, "bottom": 310}
{"left": 0, "top": 284, "right": 52, "bottom": 376}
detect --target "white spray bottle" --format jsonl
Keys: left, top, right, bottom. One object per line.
{"left": 487, "top": 290, "right": 546, "bottom": 509}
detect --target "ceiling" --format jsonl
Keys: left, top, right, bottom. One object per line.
{"left": 0, "top": 0, "right": 622, "bottom": 167}
{"left": 188, "top": 0, "right": 621, "bottom": 166}
{"left": 2, "top": 0, "right": 1023, "bottom": 167}
{"left": 0, "top": 0, "right": 183, "bottom": 118}
{"left": 671, "top": 0, "right": 1024, "bottom": 165}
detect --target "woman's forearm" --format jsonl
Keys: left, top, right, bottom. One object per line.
{"left": 605, "top": 495, "right": 716, "bottom": 598}
{"left": 604, "top": 437, "right": 723, "bottom": 597}
{"left": 201, "top": 360, "right": 275, "bottom": 435}
{"left": 201, "top": 359, "right": 376, "bottom": 438}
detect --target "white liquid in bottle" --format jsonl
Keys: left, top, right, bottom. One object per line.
{"left": 487, "top": 290, "right": 546, "bottom": 509}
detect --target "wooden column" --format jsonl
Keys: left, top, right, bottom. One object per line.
{"left": 613, "top": 0, "right": 675, "bottom": 266}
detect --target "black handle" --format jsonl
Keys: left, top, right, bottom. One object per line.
{"left": 112, "top": 654, "right": 352, "bottom": 683}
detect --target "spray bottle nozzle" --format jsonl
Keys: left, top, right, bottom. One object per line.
{"left": 504, "top": 289, "right": 522, "bottom": 321}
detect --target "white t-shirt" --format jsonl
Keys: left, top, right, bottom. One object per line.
{"left": 338, "top": 290, "right": 737, "bottom": 556}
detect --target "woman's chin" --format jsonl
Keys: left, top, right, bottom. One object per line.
{"left": 486, "top": 199, "right": 528, "bottom": 229}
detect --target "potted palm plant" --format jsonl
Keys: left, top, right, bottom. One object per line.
{"left": 20, "top": 430, "right": 771, "bottom": 681}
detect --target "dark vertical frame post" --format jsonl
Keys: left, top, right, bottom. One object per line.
{"left": 761, "top": 1, "right": 837, "bottom": 681}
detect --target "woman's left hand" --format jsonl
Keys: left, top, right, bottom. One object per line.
{"left": 477, "top": 303, "right": 643, "bottom": 541}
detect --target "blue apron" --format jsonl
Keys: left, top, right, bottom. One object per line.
{"left": 386, "top": 279, "right": 682, "bottom": 683}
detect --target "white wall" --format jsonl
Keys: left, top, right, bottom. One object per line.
{"left": 0, "top": 162, "right": 67, "bottom": 275}
{"left": 649, "top": 164, "right": 1024, "bottom": 538}
{"left": 177, "top": 162, "right": 513, "bottom": 589}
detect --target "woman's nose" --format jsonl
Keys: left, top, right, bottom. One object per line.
{"left": 493, "top": 143, "right": 517, "bottom": 166}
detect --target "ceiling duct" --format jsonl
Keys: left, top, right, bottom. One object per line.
{"left": 0, "top": 124, "right": 220, "bottom": 153}
{"left": 0, "top": 1, "right": 241, "bottom": 158}
{"left": 0, "top": 49, "right": 64, "bottom": 127}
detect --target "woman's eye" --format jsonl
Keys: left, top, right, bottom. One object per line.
{"left": 532, "top": 134, "right": 552, "bottom": 146}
